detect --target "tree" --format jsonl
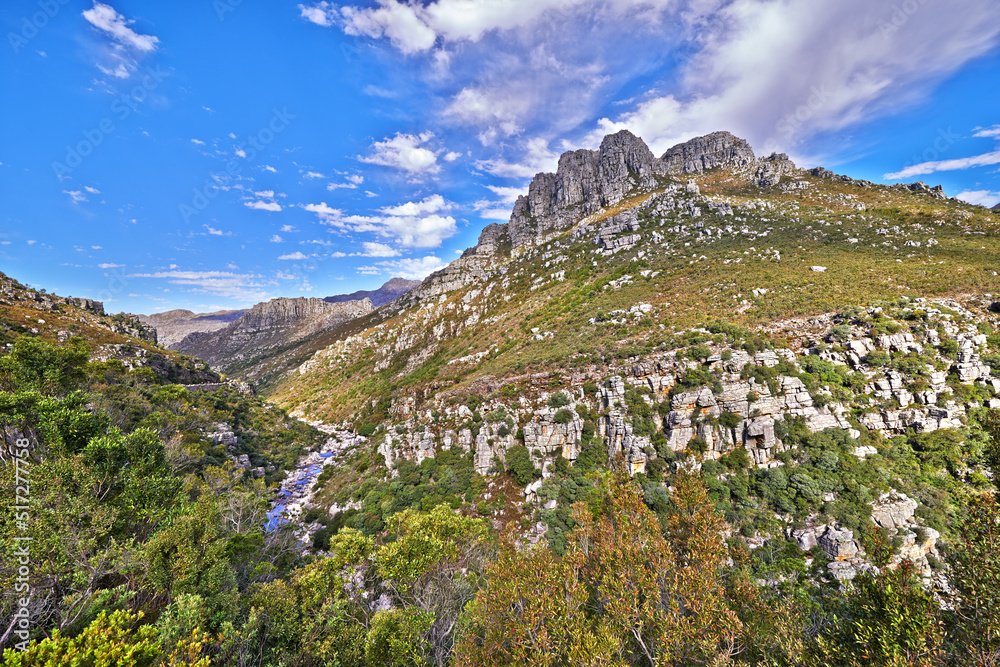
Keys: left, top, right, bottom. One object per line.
{"left": 809, "top": 530, "right": 944, "bottom": 666}
{"left": 945, "top": 493, "right": 1000, "bottom": 665}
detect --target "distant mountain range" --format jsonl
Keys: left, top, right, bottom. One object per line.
{"left": 136, "top": 277, "right": 420, "bottom": 386}
{"left": 323, "top": 277, "right": 420, "bottom": 307}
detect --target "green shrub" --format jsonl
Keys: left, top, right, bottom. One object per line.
{"left": 553, "top": 408, "right": 573, "bottom": 424}
{"left": 548, "top": 392, "right": 571, "bottom": 409}
{"left": 506, "top": 445, "right": 541, "bottom": 485}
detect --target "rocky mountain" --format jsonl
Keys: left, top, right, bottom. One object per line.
{"left": 323, "top": 276, "right": 420, "bottom": 307}
{"left": 173, "top": 296, "right": 374, "bottom": 384}
{"left": 255, "top": 129, "right": 1000, "bottom": 581}
{"left": 138, "top": 308, "right": 246, "bottom": 348}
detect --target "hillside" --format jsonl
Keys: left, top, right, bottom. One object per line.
{"left": 258, "top": 130, "right": 1000, "bottom": 575}
{"left": 272, "top": 130, "right": 999, "bottom": 423}
{"left": 173, "top": 295, "right": 374, "bottom": 386}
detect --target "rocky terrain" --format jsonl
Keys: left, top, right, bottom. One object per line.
{"left": 138, "top": 308, "right": 246, "bottom": 348}
{"left": 174, "top": 296, "right": 374, "bottom": 385}
{"left": 256, "top": 129, "right": 1000, "bottom": 585}
{"left": 0, "top": 271, "right": 216, "bottom": 383}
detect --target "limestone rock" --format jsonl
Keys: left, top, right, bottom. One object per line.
{"left": 870, "top": 491, "right": 918, "bottom": 531}
{"left": 659, "top": 131, "right": 756, "bottom": 174}
{"left": 818, "top": 526, "right": 859, "bottom": 560}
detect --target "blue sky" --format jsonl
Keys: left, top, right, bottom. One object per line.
{"left": 1, "top": 0, "right": 998, "bottom": 314}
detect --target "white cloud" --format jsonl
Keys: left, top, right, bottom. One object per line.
{"left": 338, "top": 2, "right": 437, "bottom": 54}
{"left": 302, "top": 202, "right": 341, "bottom": 218}
{"left": 204, "top": 225, "right": 228, "bottom": 236}
{"left": 84, "top": 186, "right": 101, "bottom": 194}
{"left": 280, "top": 224, "right": 297, "bottom": 232}
{"left": 191, "top": 138, "right": 206, "bottom": 145}
{"left": 377, "top": 255, "right": 447, "bottom": 280}
{"left": 98, "top": 263, "right": 123, "bottom": 269}
{"left": 586, "top": 0, "right": 1000, "bottom": 157}
{"left": 235, "top": 148, "right": 247, "bottom": 158}
{"left": 380, "top": 194, "right": 450, "bottom": 216}
{"left": 298, "top": 2, "right": 337, "bottom": 27}
{"left": 305, "top": 171, "right": 325, "bottom": 179}
{"left": 486, "top": 184, "right": 527, "bottom": 204}
{"left": 327, "top": 174, "right": 365, "bottom": 190}
{"left": 63, "top": 190, "right": 87, "bottom": 204}
{"left": 97, "top": 63, "right": 130, "bottom": 79}
{"left": 278, "top": 251, "right": 310, "bottom": 260}
{"left": 129, "top": 270, "right": 269, "bottom": 302}
{"left": 310, "top": 195, "right": 457, "bottom": 248}
{"left": 444, "top": 151, "right": 462, "bottom": 162}
{"left": 445, "top": 87, "right": 526, "bottom": 141}
{"left": 82, "top": 3, "right": 159, "bottom": 52}
{"left": 884, "top": 150, "right": 1000, "bottom": 180}
{"left": 357, "top": 242, "right": 400, "bottom": 257}
{"left": 270, "top": 234, "right": 283, "bottom": 243}
{"left": 475, "top": 137, "right": 560, "bottom": 178}
{"left": 359, "top": 132, "right": 440, "bottom": 177}
{"left": 472, "top": 200, "right": 513, "bottom": 220}
{"left": 245, "top": 200, "right": 283, "bottom": 212}
{"left": 973, "top": 126, "right": 1000, "bottom": 138}
{"left": 263, "top": 165, "right": 278, "bottom": 173}
{"left": 956, "top": 190, "right": 1000, "bottom": 207}
{"left": 254, "top": 190, "right": 275, "bottom": 198}
{"left": 91, "top": 245, "right": 102, "bottom": 250}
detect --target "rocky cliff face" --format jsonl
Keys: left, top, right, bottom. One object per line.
{"left": 469, "top": 130, "right": 772, "bottom": 256}
{"left": 139, "top": 308, "right": 245, "bottom": 348}
{"left": 659, "top": 131, "right": 756, "bottom": 174}
{"left": 174, "top": 296, "right": 373, "bottom": 381}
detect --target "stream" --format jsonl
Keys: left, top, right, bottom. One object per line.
{"left": 264, "top": 423, "right": 364, "bottom": 533}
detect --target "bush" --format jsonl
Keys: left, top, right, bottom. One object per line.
{"left": 553, "top": 408, "right": 573, "bottom": 424}
{"left": 548, "top": 392, "right": 571, "bottom": 409}
{"left": 506, "top": 445, "right": 540, "bottom": 486}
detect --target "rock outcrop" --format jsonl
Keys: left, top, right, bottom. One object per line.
{"left": 659, "top": 131, "right": 756, "bottom": 174}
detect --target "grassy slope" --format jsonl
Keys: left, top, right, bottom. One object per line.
{"left": 270, "top": 168, "right": 999, "bottom": 423}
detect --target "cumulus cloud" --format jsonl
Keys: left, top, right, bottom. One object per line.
{"left": 376, "top": 256, "right": 447, "bottom": 280}
{"left": 245, "top": 200, "right": 283, "bottom": 212}
{"left": 278, "top": 251, "right": 310, "bottom": 260}
{"left": 307, "top": 194, "right": 457, "bottom": 248}
{"left": 191, "top": 138, "right": 206, "bottom": 145}
{"left": 356, "top": 255, "right": 447, "bottom": 280}
{"left": 327, "top": 174, "right": 365, "bottom": 190}
{"left": 270, "top": 234, "right": 283, "bottom": 243}
{"left": 359, "top": 132, "right": 441, "bottom": 177}
{"left": 63, "top": 190, "right": 87, "bottom": 204}
{"left": 98, "top": 263, "right": 123, "bottom": 269}
{"left": 955, "top": 190, "right": 1000, "bottom": 208}
{"left": 302, "top": 202, "right": 341, "bottom": 218}
{"left": 357, "top": 242, "right": 401, "bottom": 257}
